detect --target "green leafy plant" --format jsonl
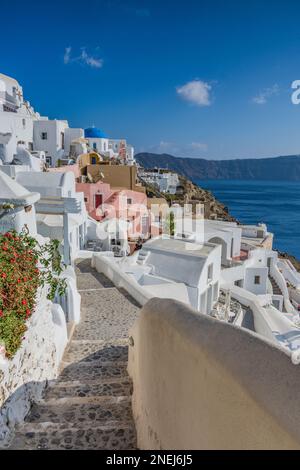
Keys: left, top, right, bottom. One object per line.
{"left": 0, "top": 228, "right": 67, "bottom": 358}
{"left": 164, "top": 211, "right": 175, "bottom": 237}
{"left": 0, "top": 314, "right": 27, "bottom": 359}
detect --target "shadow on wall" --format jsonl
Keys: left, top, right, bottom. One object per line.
{"left": 128, "top": 297, "right": 300, "bottom": 450}
{"left": 0, "top": 344, "right": 137, "bottom": 450}
{"left": 0, "top": 379, "right": 48, "bottom": 447}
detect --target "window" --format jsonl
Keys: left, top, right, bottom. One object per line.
{"left": 41, "top": 132, "right": 47, "bottom": 140}
{"left": 93, "top": 143, "right": 97, "bottom": 150}
{"left": 84, "top": 197, "right": 88, "bottom": 203}
{"left": 22, "top": 118, "right": 26, "bottom": 129}
{"left": 28, "top": 142, "right": 33, "bottom": 151}
{"left": 207, "top": 263, "right": 213, "bottom": 283}
{"left": 61, "top": 132, "right": 64, "bottom": 149}
{"left": 254, "top": 275, "right": 260, "bottom": 285}
{"left": 3, "top": 104, "right": 16, "bottom": 113}
{"left": 127, "top": 198, "right": 132, "bottom": 205}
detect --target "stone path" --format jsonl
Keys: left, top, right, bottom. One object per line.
{"left": 9, "top": 258, "right": 140, "bottom": 450}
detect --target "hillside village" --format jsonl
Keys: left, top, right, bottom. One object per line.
{"left": 2, "top": 72, "right": 300, "bottom": 449}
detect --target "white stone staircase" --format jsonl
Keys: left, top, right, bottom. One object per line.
{"left": 136, "top": 249, "right": 149, "bottom": 265}
{"left": 269, "top": 275, "right": 282, "bottom": 296}
{"left": 9, "top": 259, "right": 140, "bottom": 450}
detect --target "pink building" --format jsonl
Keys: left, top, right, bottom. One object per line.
{"left": 76, "top": 180, "right": 112, "bottom": 221}
{"left": 103, "top": 189, "right": 149, "bottom": 239}
{"left": 49, "top": 164, "right": 150, "bottom": 239}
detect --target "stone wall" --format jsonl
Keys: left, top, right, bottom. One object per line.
{"left": 0, "top": 287, "right": 68, "bottom": 447}
{"left": 128, "top": 297, "right": 300, "bottom": 449}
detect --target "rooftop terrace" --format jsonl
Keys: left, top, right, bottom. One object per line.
{"left": 143, "top": 237, "right": 216, "bottom": 258}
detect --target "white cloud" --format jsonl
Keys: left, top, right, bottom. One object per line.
{"left": 176, "top": 80, "right": 212, "bottom": 107}
{"left": 252, "top": 84, "right": 279, "bottom": 104}
{"left": 63, "top": 47, "right": 103, "bottom": 69}
{"left": 64, "top": 47, "right": 72, "bottom": 64}
{"left": 80, "top": 49, "right": 103, "bottom": 68}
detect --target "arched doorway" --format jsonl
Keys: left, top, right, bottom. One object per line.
{"left": 208, "top": 236, "right": 228, "bottom": 265}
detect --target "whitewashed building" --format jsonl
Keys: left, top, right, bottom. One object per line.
{"left": 33, "top": 120, "right": 85, "bottom": 167}
{"left": 139, "top": 169, "right": 179, "bottom": 194}
{"left": 84, "top": 128, "right": 135, "bottom": 164}
{"left": 0, "top": 72, "right": 86, "bottom": 167}
{"left": 15, "top": 171, "right": 88, "bottom": 264}
{"left": 0, "top": 73, "right": 40, "bottom": 164}
{"left": 91, "top": 214, "right": 300, "bottom": 358}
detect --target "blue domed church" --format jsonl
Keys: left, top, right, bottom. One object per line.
{"left": 84, "top": 127, "right": 109, "bottom": 154}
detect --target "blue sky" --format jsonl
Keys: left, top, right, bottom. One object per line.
{"left": 2, "top": 0, "right": 300, "bottom": 159}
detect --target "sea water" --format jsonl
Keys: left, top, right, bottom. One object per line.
{"left": 195, "top": 179, "right": 300, "bottom": 260}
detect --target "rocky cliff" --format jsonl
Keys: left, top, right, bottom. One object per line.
{"left": 143, "top": 168, "right": 300, "bottom": 267}
{"left": 143, "top": 173, "right": 236, "bottom": 222}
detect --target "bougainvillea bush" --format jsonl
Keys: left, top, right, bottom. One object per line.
{"left": 0, "top": 229, "right": 66, "bottom": 358}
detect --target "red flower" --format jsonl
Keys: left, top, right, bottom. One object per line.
{"left": 1, "top": 273, "right": 6, "bottom": 279}
{"left": 21, "top": 300, "right": 27, "bottom": 305}
{"left": 17, "top": 279, "right": 21, "bottom": 283}
{"left": 0, "top": 310, "right": 3, "bottom": 317}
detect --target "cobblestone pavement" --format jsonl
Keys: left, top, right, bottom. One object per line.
{"left": 10, "top": 258, "right": 140, "bottom": 450}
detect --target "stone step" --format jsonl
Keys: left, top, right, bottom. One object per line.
{"left": 57, "top": 361, "right": 129, "bottom": 383}
{"left": 76, "top": 272, "right": 115, "bottom": 290}
{"left": 269, "top": 277, "right": 282, "bottom": 295}
{"left": 75, "top": 258, "right": 95, "bottom": 274}
{"left": 60, "top": 358, "right": 127, "bottom": 371}
{"left": 11, "top": 422, "right": 137, "bottom": 450}
{"left": 37, "top": 395, "right": 130, "bottom": 406}
{"left": 73, "top": 288, "right": 139, "bottom": 341}
{"left": 63, "top": 339, "right": 129, "bottom": 363}
{"left": 45, "top": 377, "right": 132, "bottom": 399}
{"left": 25, "top": 396, "right": 133, "bottom": 426}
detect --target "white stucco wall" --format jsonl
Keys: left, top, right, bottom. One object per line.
{"left": 0, "top": 288, "right": 68, "bottom": 447}
{"left": 129, "top": 297, "right": 300, "bottom": 450}
{"left": 64, "top": 128, "right": 84, "bottom": 155}
{"left": 33, "top": 120, "right": 68, "bottom": 166}
{"left": 205, "top": 221, "right": 242, "bottom": 259}
{"left": 16, "top": 171, "right": 76, "bottom": 198}
{"left": 244, "top": 266, "right": 269, "bottom": 295}
{"left": 242, "top": 224, "right": 267, "bottom": 238}
{"left": 0, "top": 112, "right": 34, "bottom": 163}
{"left": 87, "top": 137, "right": 109, "bottom": 153}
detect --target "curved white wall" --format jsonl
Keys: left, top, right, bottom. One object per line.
{"left": 129, "top": 298, "right": 300, "bottom": 449}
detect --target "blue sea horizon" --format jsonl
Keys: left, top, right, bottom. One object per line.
{"left": 195, "top": 179, "right": 300, "bottom": 260}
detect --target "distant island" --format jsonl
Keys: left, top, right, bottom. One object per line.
{"left": 135, "top": 153, "right": 300, "bottom": 181}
